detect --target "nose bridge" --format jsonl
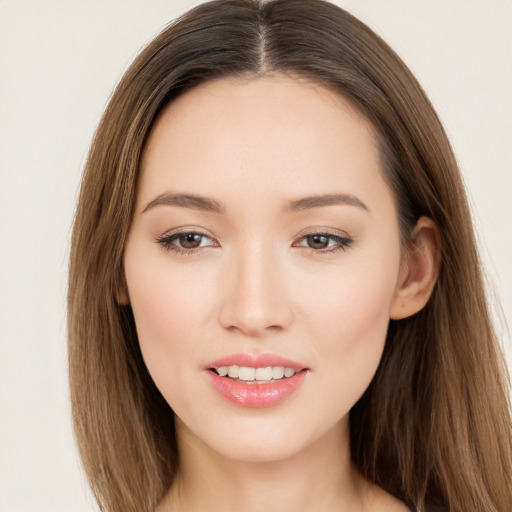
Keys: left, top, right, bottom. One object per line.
{"left": 219, "top": 236, "right": 292, "bottom": 335}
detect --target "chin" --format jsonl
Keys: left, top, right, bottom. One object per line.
{"left": 176, "top": 408, "right": 346, "bottom": 465}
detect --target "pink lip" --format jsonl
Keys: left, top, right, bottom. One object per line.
{"left": 205, "top": 353, "right": 309, "bottom": 408}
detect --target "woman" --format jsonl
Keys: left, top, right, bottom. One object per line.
{"left": 67, "top": 1, "right": 512, "bottom": 511}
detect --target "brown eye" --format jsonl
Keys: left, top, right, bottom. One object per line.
{"left": 306, "top": 234, "right": 330, "bottom": 249}
{"left": 156, "top": 231, "right": 217, "bottom": 253}
{"left": 177, "top": 233, "right": 204, "bottom": 248}
{"left": 293, "top": 231, "right": 353, "bottom": 253}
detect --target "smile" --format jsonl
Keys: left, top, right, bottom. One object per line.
{"left": 206, "top": 354, "right": 309, "bottom": 408}
{"left": 214, "top": 365, "right": 298, "bottom": 383}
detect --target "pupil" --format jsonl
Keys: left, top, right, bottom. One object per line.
{"left": 308, "top": 235, "right": 329, "bottom": 249}
{"left": 180, "top": 233, "right": 202, "bottom": 248}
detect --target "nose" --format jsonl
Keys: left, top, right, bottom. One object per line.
{"left": 218, "top": 244, "right": 294, "bottom": 337}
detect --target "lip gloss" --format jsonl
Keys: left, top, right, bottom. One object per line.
{"left": 206, "top": 370, "right": 307, "bottom": 408}
{"left": 205, "top": 353, "right": 309, "bottom": 408}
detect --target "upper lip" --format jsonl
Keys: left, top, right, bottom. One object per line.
{"left": 206, "top": 353, "right": 307, "bottom": 371}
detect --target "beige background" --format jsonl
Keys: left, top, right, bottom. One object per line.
{"left": 1, "top": 1, "right": 510, "bottom": 510}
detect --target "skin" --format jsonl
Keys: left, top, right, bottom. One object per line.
{"left": 121, "top": 75, "right": 439, "bottom": 511}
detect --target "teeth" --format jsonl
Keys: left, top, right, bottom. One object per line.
{"left": 216, "top": 365, "right": 298, "bottom": 381}
{"left": 255, "top": 367, "right": 273, "bottom": 381}
{"left": 227, "top": 365, "right": 239, "bottom": 378}
{"left": 217, "top": 366, "right": 228, "bottom": 377}
{"left": 272, "top": 366, "right": 285, "bottom": 379}
{"left": 238, "top": 367, "right": 256, "bottom": 381}
{"left": 284, "top": 367, "right": 295, "bottom": 378}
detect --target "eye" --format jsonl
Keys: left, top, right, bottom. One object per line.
{"left": 293, "top": 231, "right": 353, "bottom": 253}
{"left": 156, "top": 230, "right": 219, "bottom": 254}
{"left": 174, "top": 232, "right": 207, "bottom": 249}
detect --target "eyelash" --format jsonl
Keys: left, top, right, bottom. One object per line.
{"left": 292, "top": 232, "right": 353, "bottom": 253}
{"left": 156, "top": 230, "right": 354, "bottom": 255}
{"left": 156, "top": 230, "right": 219, "bottom": 255}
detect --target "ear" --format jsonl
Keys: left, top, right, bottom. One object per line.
{"left": 115, "top": 269, "right": 130, "bottom": 306}
{"left": 390, "top": 216, "right": 441, "bottom": 320}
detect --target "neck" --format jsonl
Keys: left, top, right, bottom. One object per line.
{"left": 158, "top": 416, "right": 377, "bottom": 512}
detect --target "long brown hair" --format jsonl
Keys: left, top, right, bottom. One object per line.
{"left": 68, "top": 1, "right": 512, "bottom": 511}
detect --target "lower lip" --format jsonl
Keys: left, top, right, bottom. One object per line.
{"left": 206, "top": 370, "right": 308, "bottom": 408}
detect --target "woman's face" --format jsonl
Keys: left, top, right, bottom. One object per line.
{"left": 123, "top": 75, "right": 404, "bottom": 462}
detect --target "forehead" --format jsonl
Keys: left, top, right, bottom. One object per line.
{"left": 137, "top": 74, "right": 391, "bottom": 215}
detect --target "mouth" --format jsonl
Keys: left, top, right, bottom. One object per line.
{"left": 205, "top": 354, "right": 309, "bottom": 408}
{"left": 209, "top": 365, "right": 303, "bottom": 384}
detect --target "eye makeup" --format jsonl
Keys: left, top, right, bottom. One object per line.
{"left": 156, "top": 228, "right": 219, "bottom": 255}
{"left": 292, "top": 231, "right": 353, "bottom": 254}
{"left": 155, "top": 226, "right": 354, "bottom": 256}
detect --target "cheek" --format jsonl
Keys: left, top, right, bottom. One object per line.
{"left": 123, "top": 245, "right": 215, "bottom": 385}
{"left": 297, "top": 249, "right": 400, "bottom": 403}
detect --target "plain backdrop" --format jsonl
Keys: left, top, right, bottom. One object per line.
{"left": 1, "top": 1, "right": 511, "bottom": 511}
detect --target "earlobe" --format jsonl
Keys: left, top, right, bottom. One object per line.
{"left": 390, "top": 216, "right": 441, "bottom": 320}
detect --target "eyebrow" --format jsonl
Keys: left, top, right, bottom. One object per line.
{"left": 143, "top": 192, "right": 224, "bottom": 214}
{"left": 287, "top": 193, "right": 369, "bottom": 212}
{"left": 142, "top": 191, "right": 368, "bottom": 215}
